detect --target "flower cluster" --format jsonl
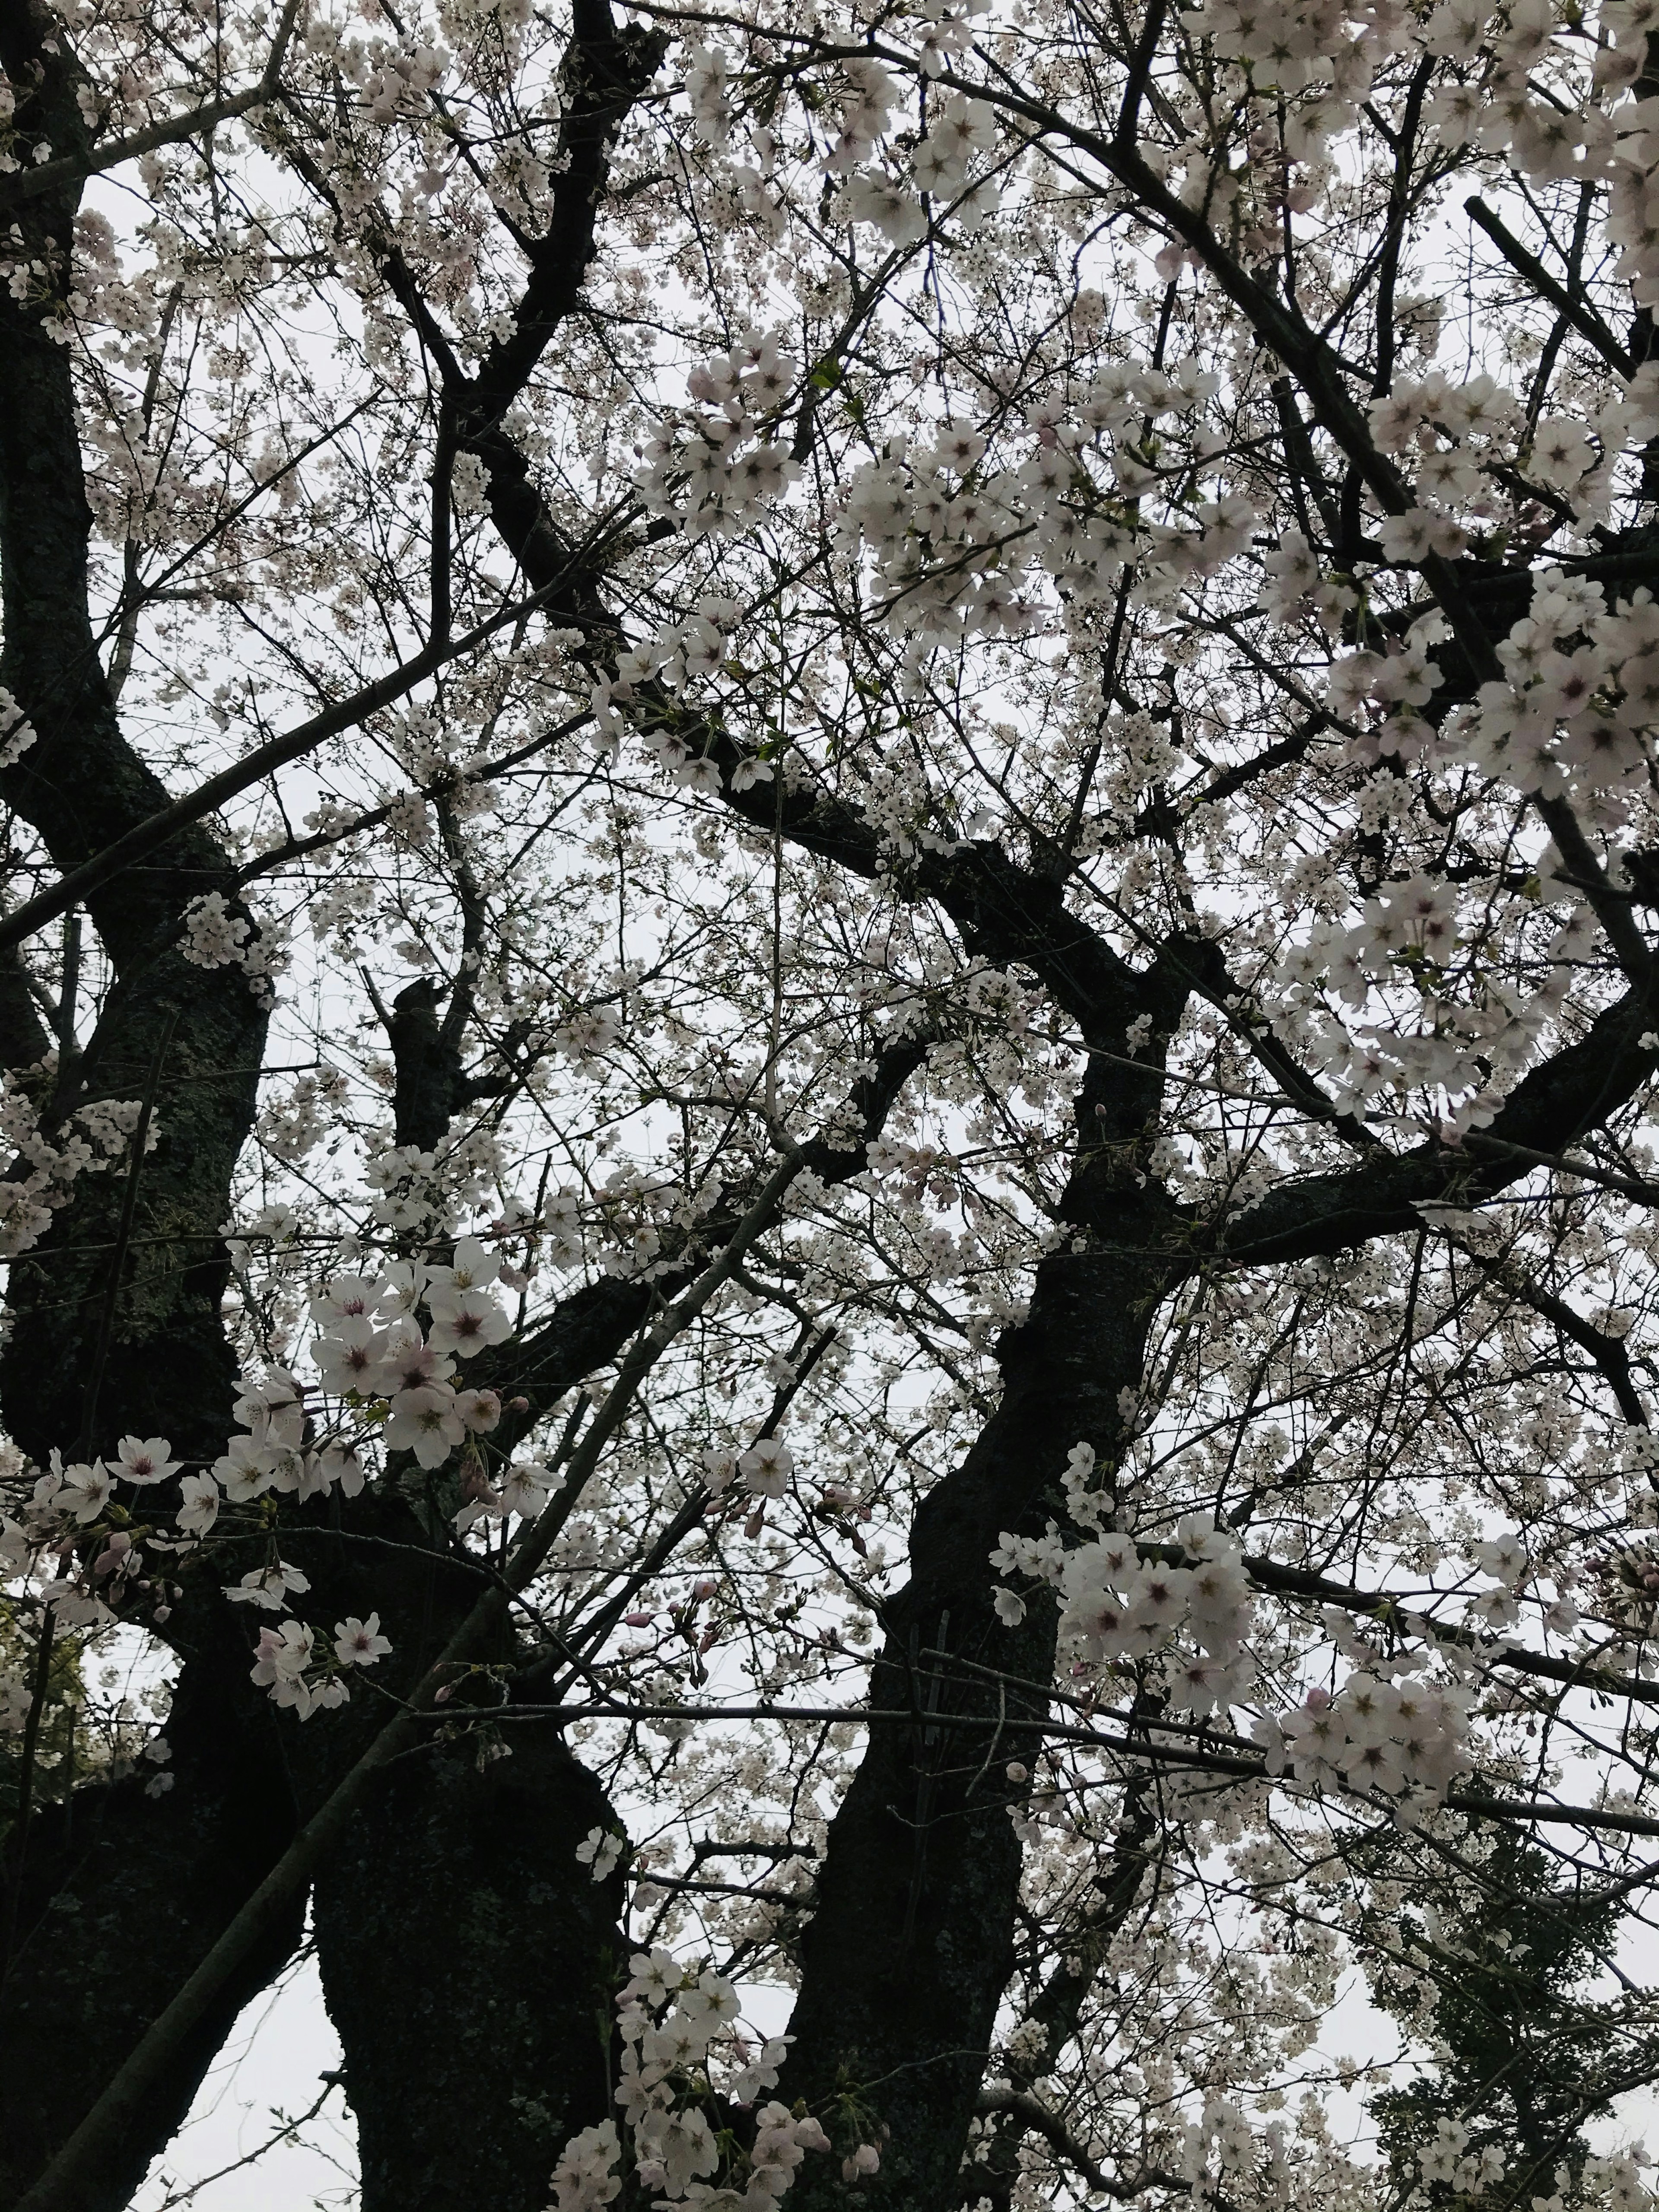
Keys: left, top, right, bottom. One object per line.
{"left": 992, "top": 1507, "right": 1258, "bottom": 1716}
{"left": 19, "top": 1437, "right": 184, "bottom": 1627}
{"left": 593, "top": 603, "right": 773, "bottom": 793}
{"left": 151, "top": 1240, "right": 515, "bottom": 1578}
{"left": 831, "top": 358, "right": 1240, "bottom": 642}
{"left": 0, "top": 1076, "right": 151, "bottom": 1259}
{"left": 1182, "top": 0, "right": 1386, "bottom": 99}
{"left": 0, "top": 684, "right": 35, "bottom": 767}
{"left": 247, "top": 1610, "right": 392, "bottom": 1719}
{"left": 824, "top": 54, "right": 900, "bottom": 169}
{"left": 1417, "top": 2116, "right": 1506, "bottom": 2195}
{"left": 548, "top": 1948, "right": 830, "bottom": 2212}
{"left": 994, "top": 1486, "right": 1473, "bottom": 1808}
{"left": 701, "top": 1434, "right": 794, "bottom": 1502}
{"left": 304, "top": 1237, "right": 512, "bottom": 1460}
{"left": 1252, "top": 1667, "right": 1473, "bottom": 1806}
{"left": 1583, "top": 2153, "right": 1659, "bottom": 2212}
{"left": 179, "top": 890, "right": 289, "bottom": 1007}
{"left": 638, "top": 337, "right": 801, "bottom": 537}
{"left": 1454, "top": 568, "right": 1659, "bottom": 796}
{"left": 836, "top": 90, "right": 1002, "bottom": 239}
{"left": 1061, "top": 1521, "right": 1258, "bottom": 1714}
{"left": 356, "top": 1122, "right": 509, "bottom": 1235}
{"left": 203, "top": 1366, "right": 365, "bottom": 1519}
{"left": 1175, "top": 2089, "right": 1285, "bottom": 2209}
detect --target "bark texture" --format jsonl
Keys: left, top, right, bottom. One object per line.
{"left": 0, "top": 1638, "right": 305, "bottom": 2212}
{"left": 385, "top": 977, "right": 471, "bottom": 1152}
{"left": 313, "top": 1731, "right": 627, "bottom": 2212}
{"left": 0, "top": 0, "right": 266, "bottom": 1471}
{"left": 776, "top": 1215, "right": 1173, "bottom": 2210}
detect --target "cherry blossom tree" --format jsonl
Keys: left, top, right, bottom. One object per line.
{"left": 11, "top": 0, "right": 1659, "bottom": 2206}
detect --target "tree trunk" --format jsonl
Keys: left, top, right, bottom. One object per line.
{"left": 0, "top": 1629, "right": 305, "bottom": 2211}
{"left": 0, "top": 15, "right": 299, "bottom": 2198}
{"left": 777, "top": 1227, "right": 1166, "bottom": 2209}
{"left": 0, "top": 41, "right": 636, "bottom": 2169}
{"left": 0, "top": 0, "right": 268, "bottom": 1473}
{"left": 312, "top": 1729, "right": 627, "bottom": 2212}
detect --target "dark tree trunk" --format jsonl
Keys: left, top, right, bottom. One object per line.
{"left": 254, "top": 1487, "right": 632, "bottom": 2212}
{"left": 0, "top": 9, "right": 1192, "bottom": 2208}
{"left": 0, "top": 0, "right": 267, "bottom": 1473}
{"left": 3, "top": 1449, "right": 637, "bottom": 2210}
{"left": 776, "top": 1231, "right": 1168, "bottom": 2211}
{"left": 0, "top": 13, "right": 298, "bottom": 2199}
{"left": 385, "top": 978, "right": 470, "bottom": 1152}
{"left": 312, "top": 1730, "right": 627, "bottom": 2212}
{"left": 0, "top": 18, "right": 634, "bottom": 2206}
{"left": 0, "top": 1621, "right": 306, "bottom": 2212}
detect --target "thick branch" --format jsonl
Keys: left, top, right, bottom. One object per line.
{"left": 0, "top": 0, "right": 299, "bottom": 213}
{"left": 1197, "top": 987, "right": 1659, "bottom": 1271}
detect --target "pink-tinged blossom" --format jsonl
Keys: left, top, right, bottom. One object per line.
{"left": 377, "top": 1327, "right": 454, "bottom": 1396}
{"left": 59, "top": 1462, "right": 111, "bottom": 1522}
{"left": 214, "top": 1433, "right": 276, "bottom": 1502}
{"left": 575, "top": 1825, "right": 624, "bottom": 1881}
{"left": 426, "top": 1234, "right": 501, "bottom": 1295}
{"left": 500, "top": 1462, "right": 550, "bottom": 1518}
{"left": 702, "top": 1448, "right": 739, "bottom": 1495}
{"left": 454, "top": 1388, "right": 502, "bottom": 1433}
{"left": 233, "top": 1370, "right": 305, "bottom": 1450}
{"left": 315, "top": 1443, "right": 366, "bottom": 1497}
{"left": 334, "top": 1612, "right": 391, "bottom": 1665}
{"left": 737, "top": 1437, "right": 793, "bottom": 1498}
{"left": 308, "top": 1272, "right": 378, "bottom": 1326}
{"left": 35, "top": 1573, "right": 114, "bottom": 1630}
{"left": 313, "top": 1317, "right": 389, "bottom": 1395}
{"left": 176, "top": 1472, "right": 220, "bottom": 1535}
{"left": 384, "top": 1382, "right": 465, "bottom": 1467}
{"left": 109, "top": 1435, "right": 179, "bottom": 1486}
{"left": 249, "top": 1619, "right": 324, "bottom": 1716}
{"left": 374, "top": 1259, "right": 428, "bottom": 1319}
{"left": 92, "top": 1530, "right": 135, "bottom": 1580}
{"left": 549, "top": 2121, "right": 621, "bottom": 2212}
{"left": 427, "top": 1287, "right": 511, "bottom": 1359}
